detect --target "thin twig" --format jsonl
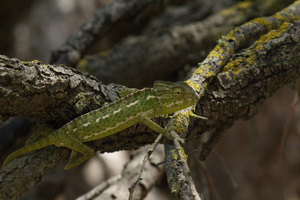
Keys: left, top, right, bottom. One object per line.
{"left": 196, "top": 159, "right": 221, "bottom": 200}
{"left": 76, "top": 175, "right": 122, "bottom": 200}
{"left": 128, "top": 134, "right": 162, "bottom": 200}
{"left": 199, "top": 129, "right": 224, "bottom": 161}
{"left": 169, "top": 130, "right": 202, "bottom": 200}
{"left": 213, "top": 152, "right": 237, "bottom": 188}
{"left": 279, "top": 83, "right": 300, "bottom": 156}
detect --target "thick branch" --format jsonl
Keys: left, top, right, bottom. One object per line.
{"left": 188, "top": 0, "right": 300, "bottom": 97}
{"left": 0, "top": 55, "right": 163, "bottom": 199}
{"left": 0, "top": 54, "right": 164, "bottom": 146}
{"left": 162, "top": 2, "right": 300, "bottom": 197}
{"left": 0, "top": 55, "right": 109, "bottom": 124}
{"left": 50, "top": 0, "right": 184, "bottom": 67}
{"left": 190, "top": 21, "right": 300, "bottom": 138}
{"left": 1, "top": 2, "right": 300, "bottom": 199}
{"left": 1, "top": 19, "right": 299, "bottom": 200}
{"left": 79, "top": 1, "right": 259, "bottom": 87}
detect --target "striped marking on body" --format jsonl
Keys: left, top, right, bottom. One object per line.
{"left": 166, "top": 100, "right": 184, "bottom": 108}
{"left": 113, "top": 108, "right": 122, "bottom": 114}
{"left": 126, "top": 100, "right": 139, "bottom": 108}
{"left": 95, "top": 113, "right": 110, "bottom": 123}
{"left": 146, "top": 95, "right": 156, "bottom": 101}
{"left": 103, "top": 114, "right": 109, "bottom": 119}
{"left": 83, "top": 112, "right": 143, "bottom": 140}
{"left": 83, "top": 122, "right": 91, "bottom": 127}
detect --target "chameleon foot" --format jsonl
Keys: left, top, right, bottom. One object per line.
{"left": 189, "top": 112, "right": 208, "bottom": 120}
{"left": 166, "top": 125, "right": 185, "bottom": 144}
{"left": 64, "top": 153, "right": 93, "bottom": 169}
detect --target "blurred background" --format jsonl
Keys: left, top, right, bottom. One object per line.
{"left": 0, "top": 0, "right": 299, "bottom": 199}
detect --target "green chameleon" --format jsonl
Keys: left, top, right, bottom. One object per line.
{"left": 2, "top": 81, "right": 198, "bottom": 169}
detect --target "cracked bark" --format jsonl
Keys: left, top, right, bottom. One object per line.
{"left": 189, "top": 21, "right": 300, "bottom": 139}
{"left": 1, "top": 19, "right": 298, "bottom": 200}
{"left": 0, "top": 54, "right": 170, "bottom": 199}
{"left": 0, "top": 1, "right": 300, "bottom": 200}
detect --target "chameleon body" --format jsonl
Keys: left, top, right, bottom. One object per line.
{"left": 2, "top": 81, "right": 198, "bottom": 169}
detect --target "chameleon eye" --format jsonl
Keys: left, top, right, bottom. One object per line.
{"left": 173, "top": 88, "right": 183, "bottom": 96}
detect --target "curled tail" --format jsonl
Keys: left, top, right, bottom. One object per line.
{"left": 2, "top": 133, "right": 59, "bottom": 169}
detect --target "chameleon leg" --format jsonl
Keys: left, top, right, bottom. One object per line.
{"left": 69, "top": 150, "right": 80, "bottom": 166}
{"left": 25, "top": 126, "right": 54, "bottom": 146}
{"left": 140, "top": 116, "right": 173, "bottom": 140}
{"left": 57, "top": 134, "right": 94, "bottom": 170}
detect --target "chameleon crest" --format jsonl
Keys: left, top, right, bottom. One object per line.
{"left": 2, "top": 81, "right": 199, "bottom": 169}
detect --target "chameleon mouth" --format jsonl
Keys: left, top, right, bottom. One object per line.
{"left": 173, "top": 96, "right": 195, "bottom": 108}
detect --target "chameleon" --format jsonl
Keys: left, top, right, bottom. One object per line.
{"left": 2, "top": 81, "right": 199, "bottom": 170}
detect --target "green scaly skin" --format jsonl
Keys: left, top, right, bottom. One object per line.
{"left": 2, "top": 81, "right": 198, "bottom": 169}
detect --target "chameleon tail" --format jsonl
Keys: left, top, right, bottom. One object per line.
{"left": 2, "top": 133, "right": 59, "bottom": 169}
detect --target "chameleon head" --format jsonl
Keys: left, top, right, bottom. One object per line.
{"left": 153, "top": 81, "right": 199, "bottom": 115}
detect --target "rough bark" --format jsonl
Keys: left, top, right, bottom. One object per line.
{"left": 50, "top": 0, "right": 186, "bottom": 67}
{"left": 190, "top": 21, "right": 300, "bottom": 138}
{"left": 1, "top": 19, "right": 299, "bottom": 200}
{"left": 79, "top": 1, "right": 258, "bottom": 87}
{"left": 0, "top": 1, "right": 300, "bottom": 200}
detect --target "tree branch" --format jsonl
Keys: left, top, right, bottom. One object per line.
{"left": 0, "top": 55, "right": 109, "bottom": 124}
{"left": 78, "top": 1, "right": 259, "bottom": 87}
{"left": 50, "top": 0, "right": 185, "bottom": 67}
{"left": 161, "top": 1, "right": 300, "bottom": 198}
{"left": 0, "top": 55, "right": 162, "bottom": 199}
{"left": 76, "top": 146, "right": 165, "bottom": 200}
{"left": 190, "top": 21, "right": 300, "bottom": 138}
{"left": 0, "top": 1, "right": 300, "bottom": 200}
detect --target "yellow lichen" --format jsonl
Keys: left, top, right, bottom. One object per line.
{"left": 220, "top": 1, "right": 253, "bottom": 16}
{"left": 254, "top": 22, "right": 290, "bottom": 51}
{"left": 224, "top": 29, "right": 237, "bottom": 43}
{"left": 208, "top": 45, "right": 226, "bottom": 59}
{"left": 77, "top": 59, "right": 88, "bottom": 71}
{"left": 194, "top": 63, "right": 216, "bottom": 78}
{"left": 170, "top": 149, "right": 178, "bottom": 160}
{"left": 223, "top": 51, "right": 258, "bottom": 75}
{"left": 185, "top": 80, "right": 201, "bottom": 93}
{"left": 252, "top": 18, "right": 272, "bottom": 30}
{"left": 182, "top": 110, "right": 192, "bottom": 118}
{"left": 193, "top": 65, "right": 205, "bottom": 75}
{"left": 223, "top": 20, "right": 290, "bottom": 75}
{"left": 177, "top": 147, "right": 188, "bottom": 160}
{"left": 273, "top": 1, "right": 300, "bottom": 22}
